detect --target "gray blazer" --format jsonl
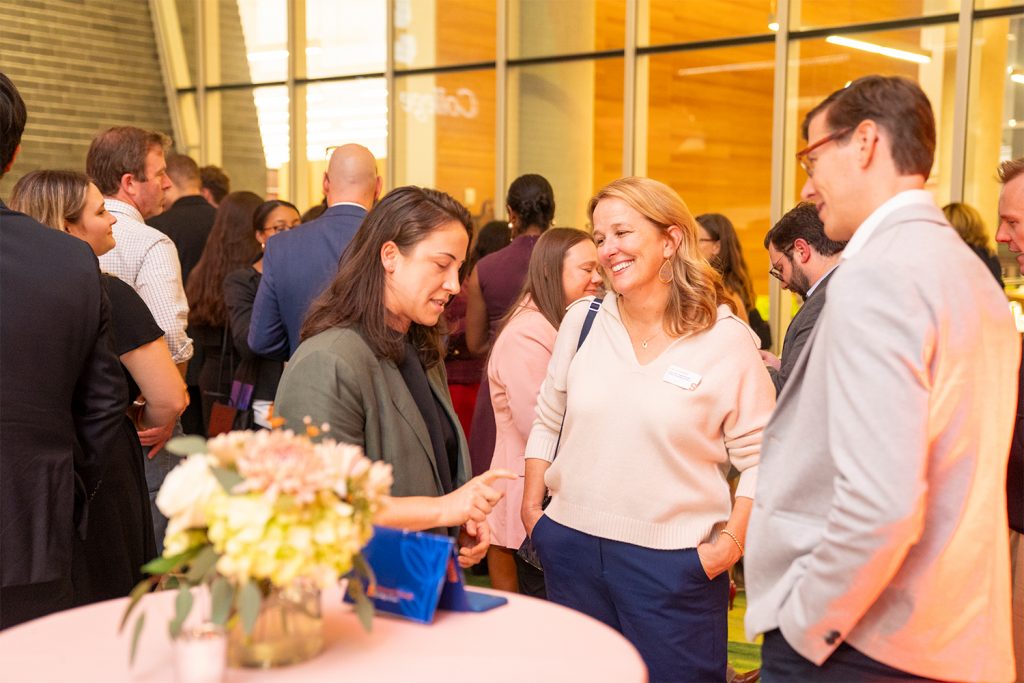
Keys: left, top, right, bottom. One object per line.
{"left": 744, "top": 201, "right": 1020, "bottom": 682}
{"left": 768, "top": 269, "right": 836, "bottom": 395}
{"left": 274, "top": 327, "right": 471, "bottom": 499}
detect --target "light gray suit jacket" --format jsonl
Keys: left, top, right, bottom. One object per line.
{"left": 745, "top": 201, "right": 1019, "bottom": 682}
{"left": 274, "top": 327, "right": 471, "bottom": 501}
{"left": 768, "top": 269, "right": 835, "bottom": 395}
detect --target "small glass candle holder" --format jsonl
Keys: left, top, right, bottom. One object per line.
{"left": 173, "top": 623, "right": 227, "bottom": 683}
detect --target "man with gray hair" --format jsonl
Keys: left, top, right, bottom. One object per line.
{"left": 249, "top": 143, "right": 381, "bottom": 359}
{"left": 995, "top": 155, "right": 1024, "bottom": 683}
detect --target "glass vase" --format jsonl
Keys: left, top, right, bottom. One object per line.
{"left": 227, "top": 581, "right": 323, "bottom": 668}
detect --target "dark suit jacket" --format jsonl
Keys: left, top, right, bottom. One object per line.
{"left": 768, "top": 268, "right": 836, "bottom": 395}
{"left": 0, "top": 201, "right": 127, "bottom": 592}
{"left": 149, "top": 195, "right": 217, "bottom": 288}
{"left": 1009, "top": 338, "right": 1024, "bottom": 533}
{"left": 248, "top": 204, "right": 367, "bottom": 360}
{"left": 274, "top": 327, "right": 470, "bottom": 502}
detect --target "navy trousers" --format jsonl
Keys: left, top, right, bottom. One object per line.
{"left": 532, "top": 515, "right": 729, "bottom": 683}
{"left": 761, "top": 630, "right": 945, "bottom": 682}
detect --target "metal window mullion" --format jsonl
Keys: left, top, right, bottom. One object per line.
{"left": 196, "top": 0, "right": 206, "bottom": 164}
{"left": 768, "top": 0, "right": 792, "bottom": 355}
{"left": 623, "top": 0, "right": 637, "bottom": 177}
{"left": 495, "top": 0, "right": 508, "bottom": 221}
{"left": 386, "top": 0, "right": 396, "bottom": 192}
{"left": 949, "top": 0, "right": 975, "bottom": 203}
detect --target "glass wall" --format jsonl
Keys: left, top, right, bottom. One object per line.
{"left": 965, "top": 14, "right": 1024, "bottom": 277}
{"left": 165, "top": 0, "right": 1024, "bottom": 348}
{"left": 394, "top": 69, "right": 496, "bottom": 218}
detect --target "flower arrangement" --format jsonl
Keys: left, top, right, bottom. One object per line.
{"left": 120, "top": 426, "right": 393, "bottom": 663}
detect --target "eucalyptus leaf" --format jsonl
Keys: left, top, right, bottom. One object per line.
{"left": 168, "top": 586, "right": 194, "bottom": 639}
{"left": 120, "top": 577, "right": 155, "bottom": 632}
{"left": 210, "top": 466, "right": 244, "bottom": 493}
{"left": 129, "top": 612, "right": 146, "bottom": 666}
{"left": 165, "top": 435, "right": 209, "bottom": 456}
{"left": 142, "top": 546, "right": 202, "bottom": 576}
{"left": 210, "top": 577, "right": 234, "bottom": 626}
{"left": 347, "top": 579, "right": 374, "bottom": 633}
{"left": 185, "top": 545, "right": 219, "bottom": 583}
{"left": 237, "top": 580, "right": 262, "bottom": 636}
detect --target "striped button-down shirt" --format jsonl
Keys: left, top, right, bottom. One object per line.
{"left": 99, "top": 198, "right": 193, "bottom": 363}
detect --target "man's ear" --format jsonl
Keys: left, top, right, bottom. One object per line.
{"left": 119, "top": 172, "right": 136, "bottom": 198}
{"left": 793, "top": 238, "right": 812, "bottom": 263}
{"left": 853, "top": 119, "right": 880, "bottom": 170}
{"left": 322, "top": 171, "right": 330, "bottom": 198}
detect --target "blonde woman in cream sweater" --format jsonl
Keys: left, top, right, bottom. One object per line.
{"left": 522, "top": 177, "right": 775, "bottom": 683}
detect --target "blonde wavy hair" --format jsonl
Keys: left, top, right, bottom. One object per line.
{"left": 587, "top": 177, "right": 736, "bottom": 337}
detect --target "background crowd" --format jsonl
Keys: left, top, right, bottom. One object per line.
{"left": 1, "top": 67, "right": 1022, "bottom": 683}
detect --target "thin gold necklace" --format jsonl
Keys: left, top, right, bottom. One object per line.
{"left": 620, "top": 301, "right": 663, "bottom": 349}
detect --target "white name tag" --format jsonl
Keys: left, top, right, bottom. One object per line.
{"left": 663, "top": 365, "right": 701, "bottom": 391}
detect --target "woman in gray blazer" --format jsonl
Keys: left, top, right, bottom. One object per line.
{"left": 275, "top": 186, "right": 503, "bottom": 566}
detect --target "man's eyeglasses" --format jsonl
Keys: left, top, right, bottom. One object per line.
{"left": 768, "top": 248, "right": 792, "bottom": 281}
{"left": 796, "top": 126, "right": 853, "bottom": 177}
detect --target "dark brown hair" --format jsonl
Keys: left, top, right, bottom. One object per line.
{"left": 199, "top": 165, "right": 231, "bottom": 204}
{"left": 502, "top": 228, "right": 595, "bottom": 332}
{"left": 696, "top": 213, "right": 757, "bottom": 312}
{"left": 764, "top": 202, "right": 847, "bottom": 256}
{"left": 507, "top": 174, "right": 555, "bottom": 233}
{"left": 803, "top": 75, "right": 935, "bottom": 178}
{"left": 186, "top": 191, "right": 264, "bottom": 327}
{"left": 0, "top": 72, "right": 27, "bottom": 179}
{"left": 301, "top": 186, "right": 472, "bottom": 368}
{"left": 86, "top": 126, "right": 171, "bottom": 196}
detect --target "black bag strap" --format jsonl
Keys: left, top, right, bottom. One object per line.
{"left": 551, "top": 297, "right": 603, "bottom": 462}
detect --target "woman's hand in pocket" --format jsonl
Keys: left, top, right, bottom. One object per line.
{"left": 696, "top": 538, "right": 742, "bottom": 580}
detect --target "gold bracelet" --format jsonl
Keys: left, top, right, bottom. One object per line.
{"left": 720, "top": 529, "right": 744, "bottom": 556}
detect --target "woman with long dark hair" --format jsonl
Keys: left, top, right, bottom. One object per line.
{"left": 222, "top": 199, "right": 300, "bottom": 429}
{"left": 486, "top": 227, "right": 601, "bottom": 595}
{"left": 185, "top": 191, "right": 264, "bottom": 429}
{"left": 696, "top": 213, "right": 771, "bottom": 349}
{"left": 274, "top": 186, "right": 514, "bottom": 567}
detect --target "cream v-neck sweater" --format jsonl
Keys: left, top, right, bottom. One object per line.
{"left": 525, "top": 295, "right": 775, "bottom": 550}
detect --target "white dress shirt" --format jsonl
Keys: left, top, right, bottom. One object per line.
{"left": 99, "top": 199, "right": 193, "bottom": 363}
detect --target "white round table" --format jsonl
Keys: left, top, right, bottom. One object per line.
{"left": 0, "top": 585, "right": 647, "bottom": 682}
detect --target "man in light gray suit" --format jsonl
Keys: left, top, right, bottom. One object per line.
{"left": 759, "top": 202, "right": 845, "bottom": 395}
{"left": 745, "top": 75, "right": 1020, "bottom": 682}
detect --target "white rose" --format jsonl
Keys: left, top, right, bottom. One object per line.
{"left": 156, "top": 454, "right": 220, "bottom": 536}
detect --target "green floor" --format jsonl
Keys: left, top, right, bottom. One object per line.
{"left": 465, "top": 572, "right": 762, "bottom": 671}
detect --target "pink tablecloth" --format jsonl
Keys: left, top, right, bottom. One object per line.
{"left": 0, "top": 585, "right": 647, "bottom": 682}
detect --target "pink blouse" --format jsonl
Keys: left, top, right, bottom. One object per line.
{"left": 486, "top": 300, "right": 557, "bottom": 549}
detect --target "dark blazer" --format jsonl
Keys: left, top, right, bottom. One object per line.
{"left": 767, "top": 268, "right": 836, "bottom": 395}
{"left": 248, "top": 204, "right": 367, "bottom": 360}
{"left": 0, "top": 202, "right": 127, "bottom": 593}
{"left": 149, "top": 195, "right": 217, "bottom": 288}
{"left": 274, "top": 327, "right": 471, "bottom": 501}
{"left": 1008, "top": 338, "right": 1024, "bottom": 534}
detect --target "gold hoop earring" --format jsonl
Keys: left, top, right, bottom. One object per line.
{"left": 658, "top": 258, "right": 674, "bottom": 285}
